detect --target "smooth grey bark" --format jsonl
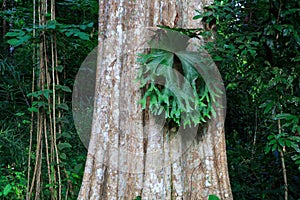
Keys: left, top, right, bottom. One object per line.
{"left": 77, "top": 1, "right": 232, "bottom": 199}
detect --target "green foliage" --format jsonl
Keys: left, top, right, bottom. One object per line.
{"left": 208, "top": 194, "right": 220, "bottom": 200}
{"left": 5, "top": 29, "right": 32, "bottom": 47}
{"left": 195, "top": 0, "right": 300, "bottom": 198}
{"left": 137, "top": 29, "right": 217, "bottom": 128}
{"left": 0, "top": 165, "right": 27, "bottom": 199}
{"left": 5, "top": 20, "right": 94, "bottom": 47}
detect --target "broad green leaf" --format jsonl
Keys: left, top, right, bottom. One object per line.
{"left": 28, "top": 107, "right": 39, "bottom": 113}
{"left": 32, "top": 101, "right": 47, "bottom": 108}
{"left": 5, "top": 30, "right": 25, "bottom": 37}
{"left": 285, "top": 140, "right": 291, "bottom": 147}
{"left": 274, "top": 113, "right": 297, "bottom": 121}
{"left": 40, "top": 89, "right": 52, "bottom": 100}
{"left": 87, "top": 22, "right": 94, "bottom": 27}
{"left": 269, "top": 139, "right": 276, "bottom": 145}
{"left": 271, "top": 144, "right": 277, "bottom": 152}
{"left": 3, "top": 184, "right": 12, "bottom": 196}
{"left": 289, "top": 136, "right": 300, "bottom": 142}
{"left": 7, "top": 35, "right": 31, "bottom": 47}
{"left": 267, "top": 134, "right": 274, "bottom": 140}
{"left": 15, "top": 112, "right": 25, "bottom": 116}
{"left": 193, "top": 15, "right": 202, "bottom": 20}
{"left": 262, "top": 101, "right": 275, "bottom": 114}
{"left": 278, "top": 138, "right": 285, "bottom": 147}
{"left": 56, "top": 85, "right": 72, "bottom": 93}
{"left": 7, "top": 38, "right": 22, "bottom": 47}
{"left": 57, "top": 103, "right": 69, "bottom": 111}
{"left": 208, "top": 194, "right": 220, "bottom": 200}
{"left": 74, "top": 31, "right": 90, "bottom": 40}
{"left": 289, "top": 140, "right": 300, "bottom": 151}
{"left": 27, "top": 91, "right": 39, "bottom": 98}
{"left": 177, "top": 54, "right": 199, "bottom": 85}
{"left": 79, "top": 24, "right": 87, "bottom": 30}
{"left": 265, "top": 145, "right": 271, "bottom": 154}
{"left": 65, "top": 28, "right": 80, "bottom": 37}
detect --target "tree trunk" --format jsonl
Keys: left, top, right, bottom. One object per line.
{"left": 77, "top": 0, "right": 232, "bottom": 199}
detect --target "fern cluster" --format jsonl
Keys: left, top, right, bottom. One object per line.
{"left": 136, "top": 28, "right": 217, "bottom": 128}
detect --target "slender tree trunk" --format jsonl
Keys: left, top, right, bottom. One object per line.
{"left": 78, "top": 1, "right": 232, "bottom": 199}
{"left": 27, "top": 0, "right": 62, "bottom": 199}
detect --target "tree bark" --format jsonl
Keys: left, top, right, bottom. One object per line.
{"left": 78, "top": 0, "right": 232, "bottom": 199}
